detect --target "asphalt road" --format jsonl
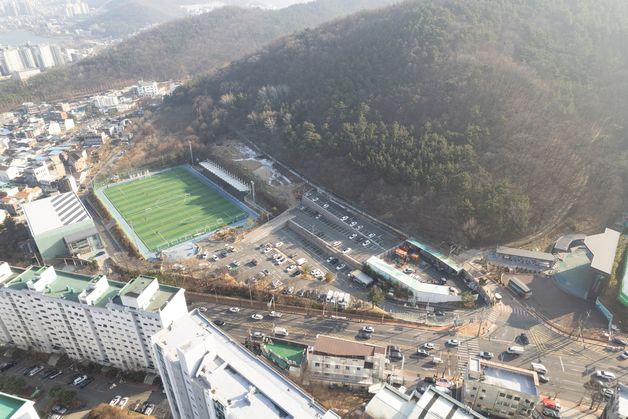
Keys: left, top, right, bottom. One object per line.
{"left": 194, "top": 299, "right": 626, "bottom": 404}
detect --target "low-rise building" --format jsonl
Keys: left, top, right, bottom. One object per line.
{"left": 21, "top": 191, "right": 104, "bottom": 260}
{"left": 135, "top": 80, "right": 158, "bottom": 97}
{"left": 366, "top": 256, "right": 463, "bottom": 304}
{"left": 602, "top": 383, "right": 628, "bottom": 419}
{"left": 492, "top": 247, "right": 556, "bottom": 271}
{"left": 365, "top": 384, "right": 486, "bottom": 419}
{"left": 307, "top": 335, "right": 388, "bottom": 390}
{"left": 0, "top": 391, "right": 39, "bottom": 419}
{"left": 152, "top": 310, "right": 340, "bottom": 419}
{"left": 463, "top": 358, "right": 540, "bottom": 418}
{"left": 0, "top": 263, "right": 187, "bottom": 372}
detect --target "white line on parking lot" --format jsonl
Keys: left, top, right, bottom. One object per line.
{"left": 559, "top": 356, "right": 565, "bottom": 372}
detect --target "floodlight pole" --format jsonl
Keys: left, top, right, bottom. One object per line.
{"left": 188, "top": 141, "right": 194, "bottom": 164}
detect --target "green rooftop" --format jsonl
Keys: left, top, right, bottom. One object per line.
{"left": 0, "top": 392, "right": 28, "bottom": 419}
{"left": 120, "top": 275, "right": 154, "bottom": 298}
{"left": 1, "top": 265, "right": 180, "bottom": 312}
{"left": 263, "top": 340, "right": 306, "bottom": 366}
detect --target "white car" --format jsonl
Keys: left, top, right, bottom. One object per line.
{"left": 368, "top": 233, "right": 376, "bottom": 238}
{"left": 284, "top": 264, "right": 296, "bottom": 272}
{"left": 349, "top": 233, "right": 357, "bottom": 239}
{"left": 110, "top": 396, "right": 121, "bottom": 406}
{"left": 336, "top": 263, "right": 346, "bottom": 271}
{"left": 343, "top": 248, "right": 352, "bottom": 254}
{"left": 118, "top": 397, "right": 129, "bottom": 408}
{"left": 356, "top": 225, "right": 363, "bottom": 230}
{"left": 362, "top": 240, "right": 371, "bottom": 247}
{"left": 275, "top": 242, "right": 284, "bottom": 247}
{"left": 72, "top": 375, "right": 88, "bottom": 386}
{"left": 423, "top": 343, "right": 435, "bottom": 350}
{"left": 322, "top": 203, "right": 329, "bottom": 208}
{"left": 446, "top": 339, "right": 460, "bottom": 347}
{"left": 262, "top": 247, "right": 271, "bottom": 253}
{"left": 341, "top": 216, "right": 349, "bottom": 221}
{"left": 360, "top": 326, "right": 375, "bottom": 333}
{"left": 620, "top": 350, "right": 628, "bottom": 360}
{"left": 228, "top": 307, "right": 241, "bottom": 313}
{"left": 350, "top": 221, "right": 357, "bottom": 227}
{"left": 269, "top": 311, "right": 283, "bottom": 318}
{"left": 403, "top": 267, "right": 413, "bottom": 274}
{"left": 479, "top": 351, "right": 494, "bottom": 359}
{"left": 311, "top": 197, "right": 319, "bottom": 202}
{"left": 595, "top": 370, "right": 616, "bottom": 380}
{"left": 251, "top": 313, "right": 264, "bottom": 320}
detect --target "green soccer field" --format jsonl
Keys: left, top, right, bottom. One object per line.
{"left": 103, "top": 167, "right": 247, "bottom": 252}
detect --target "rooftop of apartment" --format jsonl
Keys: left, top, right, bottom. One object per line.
{"left": 0, "top": 263, "right": 180, "bottom": 312}
{"left": 153, "top": 310, "right": 339, "bottom": 419}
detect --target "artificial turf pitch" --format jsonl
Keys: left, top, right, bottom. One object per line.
{"left": 103, "top": 167, "right": 247, "bottom": 252}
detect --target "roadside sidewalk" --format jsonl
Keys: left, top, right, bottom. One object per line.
{"left": 553, "top": 399, "right": 605, "bottom": 419}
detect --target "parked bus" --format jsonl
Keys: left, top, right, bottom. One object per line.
{"left": 507, "top": 277, "right": 532, "bottom": 299}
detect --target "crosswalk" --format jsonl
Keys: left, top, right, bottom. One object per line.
{"left": 486, "top": 303, "right": 533, "bottom": 324}
{"left": 456, "top": 338, "right": 480, "bottom": 373}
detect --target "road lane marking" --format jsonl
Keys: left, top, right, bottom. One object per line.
{"left": 560, "top": 356, "right": 565, "bottom": 372}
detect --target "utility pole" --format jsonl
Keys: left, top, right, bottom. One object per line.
{"left": 188, "top": 140, "right": 194, "bottom": 164}
{"left": 250, "top": 180, "right": 255, "bottom": 203}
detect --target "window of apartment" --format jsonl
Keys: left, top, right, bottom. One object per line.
{"left": 345, "top": 366, "right": 350, "bottom": 370}
{"left": 499, "top": 392, "right": 506, "bottom": 397}
{"left": 506, "top": 395, "right": 513, "bottom": 399}
{"left": 335, "top": 365, "right": 340, "bottom": 369}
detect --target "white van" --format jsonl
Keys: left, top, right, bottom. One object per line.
{"left": 432, "top": 357, "right": 443, "bottom": 364}
{"left": 531, "top": 363, "right": 548, "bottom": 374}
{"left": 507, "top": 346, "right": 525, "bottom": 355}
{"left": 274, "top": 327, "right": 289, "bottom": 337}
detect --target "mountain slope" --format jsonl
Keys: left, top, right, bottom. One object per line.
{"left": 169, "top": 0, "right": 628, "bottom": 244}
{"left": 0, "top": 0, "right": 398, "bottom": 110}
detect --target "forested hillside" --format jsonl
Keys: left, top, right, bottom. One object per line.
{"left": 167, "top": 0, "right": 628, "bottom": 244}
{"left": 0, "top": 0, "right": 397, "bottom": 110}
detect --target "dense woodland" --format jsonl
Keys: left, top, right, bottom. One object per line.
{"left": 166, "top": 0, "right": 628, "bottom": 244}
{"left": 0, "top": 0, "right": 397, "bottom": 110}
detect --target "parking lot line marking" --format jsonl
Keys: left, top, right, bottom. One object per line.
{"left": 559, "top": 356, "right": 565, "bottom": 372}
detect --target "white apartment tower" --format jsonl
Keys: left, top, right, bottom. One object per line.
{"left": 0, "top": 263, "right": 187, "bottom": 372}
{"left": 152, "top": 310, "right": 340, "bottom": 419}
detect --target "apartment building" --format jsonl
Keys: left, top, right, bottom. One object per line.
{"left": 152, "top": 310, "right": 340, "bottom": 419}
{"left": 0, "top": 263, "right": 187, "bottom": 372}
{"left": 307, "top": 335, "right": 387, "bottom": 390}
{"left": 463, "top": 358, "right": 540, "bottom": 418}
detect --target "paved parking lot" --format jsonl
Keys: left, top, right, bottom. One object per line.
{"left": 0, "top": 354, "right": 168, "bottom": 418}
{"left": 301, "top": 190, "right": 403, "bottom": 261}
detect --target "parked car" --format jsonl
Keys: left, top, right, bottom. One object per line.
{"left": 594, "top": 370, "right": 616, "bottom": 381}
{"left": 251, "top": 331, "right": 265, "bottom": 339}
{"left": 118, "top": 397, "right": 129, "bottom": 408}
{"left": 143, "top": 404, "right": 155, "bottom": 416}
{"left": 423, "top": 343, "right": 435, "bottom": 350}
{"left": 612, "top": 337, "right": 628, "bottom": 346}
{"left": 72, "top": 375, "right": 88, "bottom": 386}
{"left": 48, "top": 370, "right": 63, "bottom": 380}
{"left": 228, "top": 307, "right": 241, "bottom": 313}
{"left": 27, "top": 365, "right": 45, "bottom": 376}
{"left": 0, "top": 361, "right": 16, "bottom": 372}
{"left": 538, "top": 374, "right": 550, "bottom": 383}
{"left": 251, "top": 313, "right": 264, "bottom": 320}
{"left": 110, "top": 396, "right": 121, "bottom": 406}
{"left": 416, "top": 349, "right": 429, "bottom": 357}
{"left": 336, "top": 263, "right": 346, "bottom": 271}
{"left": 542, "top": 407, "right": 561, "bottom": 418}
{"left": 517, "top": 333, "right": 530, "bottom": 345}
{"left": 78, "top": 377, "right": 94, "bottom": 388}
{"left": 357, "top": 330, "right": 371, "bottom": 340}
{"left": 213, "top": 319, "right": 226, "bottom": 326}
{"left": 424, "top": 376, "right": 437, "bottom": 384}
{"left": 446, "top": 339, "right": 460, "bottom": 347}
{"left": 620, "top": 350, "right": 628, "bottom": 360}
{"left": 479, "top": 351, "right": 494, "bottom": 360}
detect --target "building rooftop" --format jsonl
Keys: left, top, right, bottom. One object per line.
{"left": 22, "top": 191, "right": 92, "bottom": 236}
{"left": 0, "top": 391, "right": 31, "bottom": 419}
{"left": 584, "top": 228, "right": 621, "bottom": 275}
{"left": 153, "top": 310, "right": 339, "bottom": 419}
{"left": 120, "top": 275, "right": 153, "bottom": 298}
{"left": 0, "top": 263, "right": 181, "bottom": 312}
{"left": 554, "top": 234, "right": 586, "bottom": 252}
{"left": 496, "top": 247, "right": 555, "bottom": 263}
{"left": 313, "top": 335, "right": 385, "bottom": 358}
{"left": 365, "top": 384, "right": 486, "bottom": 419}
{"left": 615, "top": 383, "right": 628, "bottom": 418}
{"left": 367, "top": 256, "right": 454, "bottom": 296}
{"left": 406, "top": 239, "right": 464, "bottom": 274}
{"left": 468, "top": 358, "right": 538, "bottom": 396}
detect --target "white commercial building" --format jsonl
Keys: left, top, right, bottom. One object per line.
{"left": 0, "top": 263, "right": 187, "bottom": 372}
{"left": 152, "top": 310, "right": 340, "bottom": 419}
{"left": 307, "top": 335, "right": 388, "bottom": 390}
{"left": 0, "top": 391, "right": 39, "bottom": 419}
{"left": 136, "top": 80, "right": 159, "bottom": 97}
{"left": 366, "top": 384, "right": 486, "bottom": 419}
{"left": 366, "top": 256, "right": 463, "bottom": 304}
{"left": 463, "top": 358, "right": 540, "bottom": 418}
